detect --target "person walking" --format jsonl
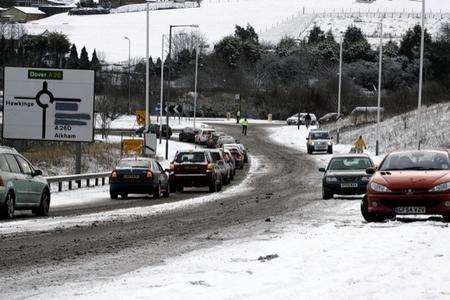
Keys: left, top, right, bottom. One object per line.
{"left": 304, "top": 113, "right": 312, "bottom": 129}
{"left": 354, "top": 135, "right": 367, "bottom": 153}
{"left": 236, "top": 110, "right": 241, "bottom": 124}
{"left": 241, "top": 118, "right": 249, "bottom": 136}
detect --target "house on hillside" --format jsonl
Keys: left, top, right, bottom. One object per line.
{"left": 350, "top": 107, "right": 384, "bottom": 125}
{"left": 3, "top": 6, "right": 46, "bottom": 22}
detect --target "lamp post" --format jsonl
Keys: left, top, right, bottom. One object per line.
{"left": 337, "top": 35, "right": 343, "bottom": 144}
{"left": 145, "top": 0, "right": 156, "bottom": 132}
{"left": 417, "top": 0, "right": 426, "bottom": 150}
{"left": 165, "top": 24, "right": 199, "bottom": 159}
{"left": 376, "top": 20, "right": 383, "bottom": 156}
{"left": 124, "top": 36, "right": 131, "bottom": 114}
{"left": 193, "top": 42, "right": 209, "bottom": 131}
{"left": 159, "top": 34, "right": 167, "bottom": 144}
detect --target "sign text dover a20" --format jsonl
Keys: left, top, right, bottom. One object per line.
{"left": 3, "top": 67, "right": 95, "bottom": 142}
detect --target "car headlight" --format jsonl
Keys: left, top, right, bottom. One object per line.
{"left": 326, "top": 176, "right": 338, "bottom": 183}
{"left": 430, "top": 182, "right": 450, "bottom": 192}
{"left": 310, "top": 141, "right": 315, "bottom": 146}
{"left": 361, "top": 176, "right": 371, "bottom": 182}
{"left": 370, "top": 182, "right": 391, "bottom": 193}
{"left": 327, "top": 141, "right": 332, "bottom": 145}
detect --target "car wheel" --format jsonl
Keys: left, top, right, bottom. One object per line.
{"left": 209, "top": 180, "right": 217, "bottom": 193}
{"left": 328, "top": 146, "right": 333, "bottom": 154}
{"left": 1, "top": 192, "right": 15, "bottom": 219}
{"left": 307, "top": 146, "right": 312, "bottom": 155}
{"left": 162, "top": 184, "right": 170, "bottom": 198}
{"left": 322, "top": 188, "right": 333, "bottom": 200}
{"left": 176, "top": 185, "right": 184, "bottom": 193}
{"left": 361, "top": 196, "right": 386, "bottom": 222}
{"left": 442, "top": 215, "right": 450, "bottom": 222}
{"left": 34, "top": 190, "right": 50, "bottom": 217}
{"left": 153, "top": 184, "right": 161, "bottom": 199}
{"left": 110, "top": 192, "right": 118, "bottom": 200}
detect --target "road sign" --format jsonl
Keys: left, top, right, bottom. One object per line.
{"left": 144, "top": 133, "right": 157, "bottom": 156}
{"left": 165, "top": 104, "right": 183, "bottom": 115}
{"left": 136, "top": 109, "right": 146, "bottom": 126}
{"left": 3, "top": 67, "right": 95, "bottom": 142}
{"left": 122, "top": 138, "right": 143, "bottom": 155}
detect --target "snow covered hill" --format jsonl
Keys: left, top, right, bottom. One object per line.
{"left": 24, "top": 0, "right": 450, "bottom": 63}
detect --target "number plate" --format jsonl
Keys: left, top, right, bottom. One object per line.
{"left": 124, "top": 174, "right": 139, "bottom": 179}
{"left": 341, "top": 183, "right": 358, "bottom": 188}
{"left": 395, "top": 207, "right": 426, "bottom": 214}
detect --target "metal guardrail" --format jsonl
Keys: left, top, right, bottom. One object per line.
{"left": 46, "top": 172, "right": 111, "bottom": 192}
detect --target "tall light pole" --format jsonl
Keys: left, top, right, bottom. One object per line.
{"left": 193, "top": 41, "right": 199, "bottom": 131}
{"left": 159, "top": 34, "right": 167, "bottom": 144}
{"left": 124, "top": 36, "right": 131, "bottom": 114}
{"left": 417, "top": 0, "right": 426, "bottom": 150}
{"left": 165, "top": 24, "right": 199, "bottom": 159}
{"left": 144, "top": 0, "right": 156, "bottom": 132}
{"left": 376, "top": 19, "right": 383, "bottom": 156}
{"left": 337, "top": 35, "right": 343, "bottom": 144}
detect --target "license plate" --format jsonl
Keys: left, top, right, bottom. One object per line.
{"left": 184, "top": 165, "right": 198, "bottom": 170}
{"left": 395, "top": 207, "right": 426, "bottom": 214}
{"left": 124, "top": 174, "right": 139, "bottom": 179}
{"left": 341, "top": 183, "right": 358, "bottom": 188}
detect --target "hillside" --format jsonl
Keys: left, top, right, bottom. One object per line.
{"left": 24, "top": 0, "right": 449, "bottom": 62}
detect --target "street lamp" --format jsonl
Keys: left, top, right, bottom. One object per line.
{"left": 193, "top": 42, "right": 209, "bottom": 131}
{"left": 124, "top": 36, "right": 131, "bottom": 114}
{"left": 159, "top": 34, "right": 167, "bottom": 144}
{"left": 145, "top": 0, "right": 157, "bottom": 132}
{"left": 417, "top": 0, "right": 426, "bottom": 149}
{"left": 337, "top": 34, "right": 343, "bottom": 144}
{"left": 165, "top": 24, "right": 199, "bottom": 159}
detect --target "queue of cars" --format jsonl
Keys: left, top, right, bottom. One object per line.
{"left": 320, "top": 149, "right": 450, "bottom": 223}
{"left": 109, "top": 125, "right": 248, "bottom": 199}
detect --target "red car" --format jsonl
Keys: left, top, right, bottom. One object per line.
{"left": 362, "top": 150, "right": 450, "bottom": 222}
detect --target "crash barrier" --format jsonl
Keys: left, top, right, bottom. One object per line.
{"left": 46, "top": 172, "right": 111, "bottom": 192}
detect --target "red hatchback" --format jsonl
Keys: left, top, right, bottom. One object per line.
{"left": 362, "top": 150, "right": 450, "bottom": 222}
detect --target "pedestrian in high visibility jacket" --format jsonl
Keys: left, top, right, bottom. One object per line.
{"left": 354, "top": 135, "right": 366, "bottom": 153}
{"left": 241, "top": 118, "right": 249, "bottom": 136}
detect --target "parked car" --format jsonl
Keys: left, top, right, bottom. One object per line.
{"left": 109, "top": 157, "right": 170, "bottom": 199}
{"left": 224, "top": 145, "right": 244, "bottom": 169}
{"left": 287, "top": 113, "right": 318, "bottom": 126}
{"left": 223, "top": 149, "right": 236, "bottom": 179}
{"left": 179, "top": 127, "right": 199, "bottom": 143}
{"left": 136, "top": 124, "right": 172, "bottom": 139}
{"left": 207, "top": 132, "right": 226, "bottom": 148}
{"left": 236, "top": 143, "right": 248, "bottom": 163}
{"left": 306, "top": 130, "right": 333, "bottom": 154}
{"left": 170, "top": 150, "right": 222, "bottom": 192}
{"left": 0, "top": 147, "right": 50, "bottom": 219}
{"left": 208, "top": 149, "right": 232, "bottom": 185}
{"left": 216, "top": 135, "right": 236, "bottom": 148}
{"left": 362, "top": 150, "right": 450, "bottom": 222}
{"left": 319, "top": 154, "right": 374, "bottom": 199}
{"left": 195, "top": 128, "right": 215, "bottom": 145}
{"left": 319, "top": 112, "right": 343, "bottom": 124}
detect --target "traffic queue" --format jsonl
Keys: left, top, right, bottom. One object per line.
{"left": 109, "top": 126, "right": 248, "bottom": 200}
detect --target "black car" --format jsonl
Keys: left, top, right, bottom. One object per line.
{"left": 179, "top": 127, "right": 199, "bottom": 143}
{"left": 110, "top": 157, "right": 170, "bottom": 199}
{"left": 319, "top": 154, "right": 374, "bottom": 199}
{"left": 136, "top": 124, "right": 172, "bottom": 139}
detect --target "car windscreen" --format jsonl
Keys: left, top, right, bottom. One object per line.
{"left": 210, "top": 152, "right": 222, "bottom": 162}
{"left": 328, "top": 157, "right": 373, "bottom": 171}
{"left": 219, "top": 137, "right": 235, "bottom": 144}
{"left": 117, "top": 159, "right": 151, "bottom": 168}
{"left": 310, "top": 132, "right": 330, "bottom": 140}
{"left": 379, "top": 152, "right": 450, "bottom": 171}
{"left": 175, "top": 152, "right": 206, "bottom": 163}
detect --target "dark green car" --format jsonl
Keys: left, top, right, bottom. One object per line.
{"left": 0, "top": 147, "right": 50, "bottom": 219}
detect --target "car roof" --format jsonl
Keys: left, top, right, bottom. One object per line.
{"left": 331, "top": 154, "right": 371, "bottom": 158}
{"left": 309, "top": 130, "right": 329, "bottom": 133}
{"left": 120, "top": 157, "right": 153, "bottom": 161}
{"left": 0, "top": 146, "right": 19, "bottom": 154}
{"left": 387, "top": 149, "right": 449, "bottom": 156}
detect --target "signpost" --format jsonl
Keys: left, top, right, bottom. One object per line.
{"left": 136, "top": 109, "right": 146, "bottom": 126}
{"left": 144, "top": 132, "right": 157, "bottom": 156}
{"left": 122, "top": 138, "right": 144, "bottom": 155}
{"left": 164, "top": 104, "right": 182, "bottom": 115}
{"left": 3, "top": 67, "right": 95, "bottom": 142}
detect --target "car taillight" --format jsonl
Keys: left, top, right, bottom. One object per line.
{"left": 170, "top": 163, "right": 175, "bottom": 171}
{"left": 207, "top": 163, "right": 214, "bottom": 172}
{"left": 0, "top": 176, "right": 4, "bottom": 186}
{"left": 146, "top": 170, "right": 153, "bottom": 178}
{"left": 111, "top": 170, "right": 117, "bottom": 182}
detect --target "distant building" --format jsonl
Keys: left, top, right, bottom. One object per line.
{"left": 350, "top": 107, "right": 384, "bottom": 125}
{"left": 2, "top": 6, "right": 46, "bottom": 22}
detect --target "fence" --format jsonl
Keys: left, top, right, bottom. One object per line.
{"left": 46, "top": 172, "right": 111, "bottom": 192}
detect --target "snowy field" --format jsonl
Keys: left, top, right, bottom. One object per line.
{"left": 24, "top": 0, "right": 449, "bottom": 62}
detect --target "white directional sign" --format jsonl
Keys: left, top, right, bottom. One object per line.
{"left": 3, "top": 67, "right": 95, "bottom": 142}
{"left": 144, "top": 132, "right": 157, "bottom": 156}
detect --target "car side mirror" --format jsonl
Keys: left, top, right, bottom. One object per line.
{"left": 306, "top": 138, "right": 309, "bottom": 141}
{"left": 319, "top": 167, "right": 326, "bottom": 172}
{"left": 165, "top": 169, "right": 171, "bottom": 173}
{"left": 366, "top": 167, "right": 376, "bottom": 175}
{"left": 33, "top": 169, "right": 43, "bottom": 176}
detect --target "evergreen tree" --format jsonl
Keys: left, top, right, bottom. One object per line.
{"left": 399, "top": 24, "right": 432, "bottom": 60}
{"left": 343, "top": 26, "right": 373, "bottom": 62}
{"left": 79, "top": 46, "right": 90, "bottom": 69}
{"left": 66, "top": 44, "right": 79, "bottom": 69}
{"left": 308, "top": 25, "right": 325, "bottom": 44}
{"left": 90, "top": 49, "right": 101, "bottom": 71}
